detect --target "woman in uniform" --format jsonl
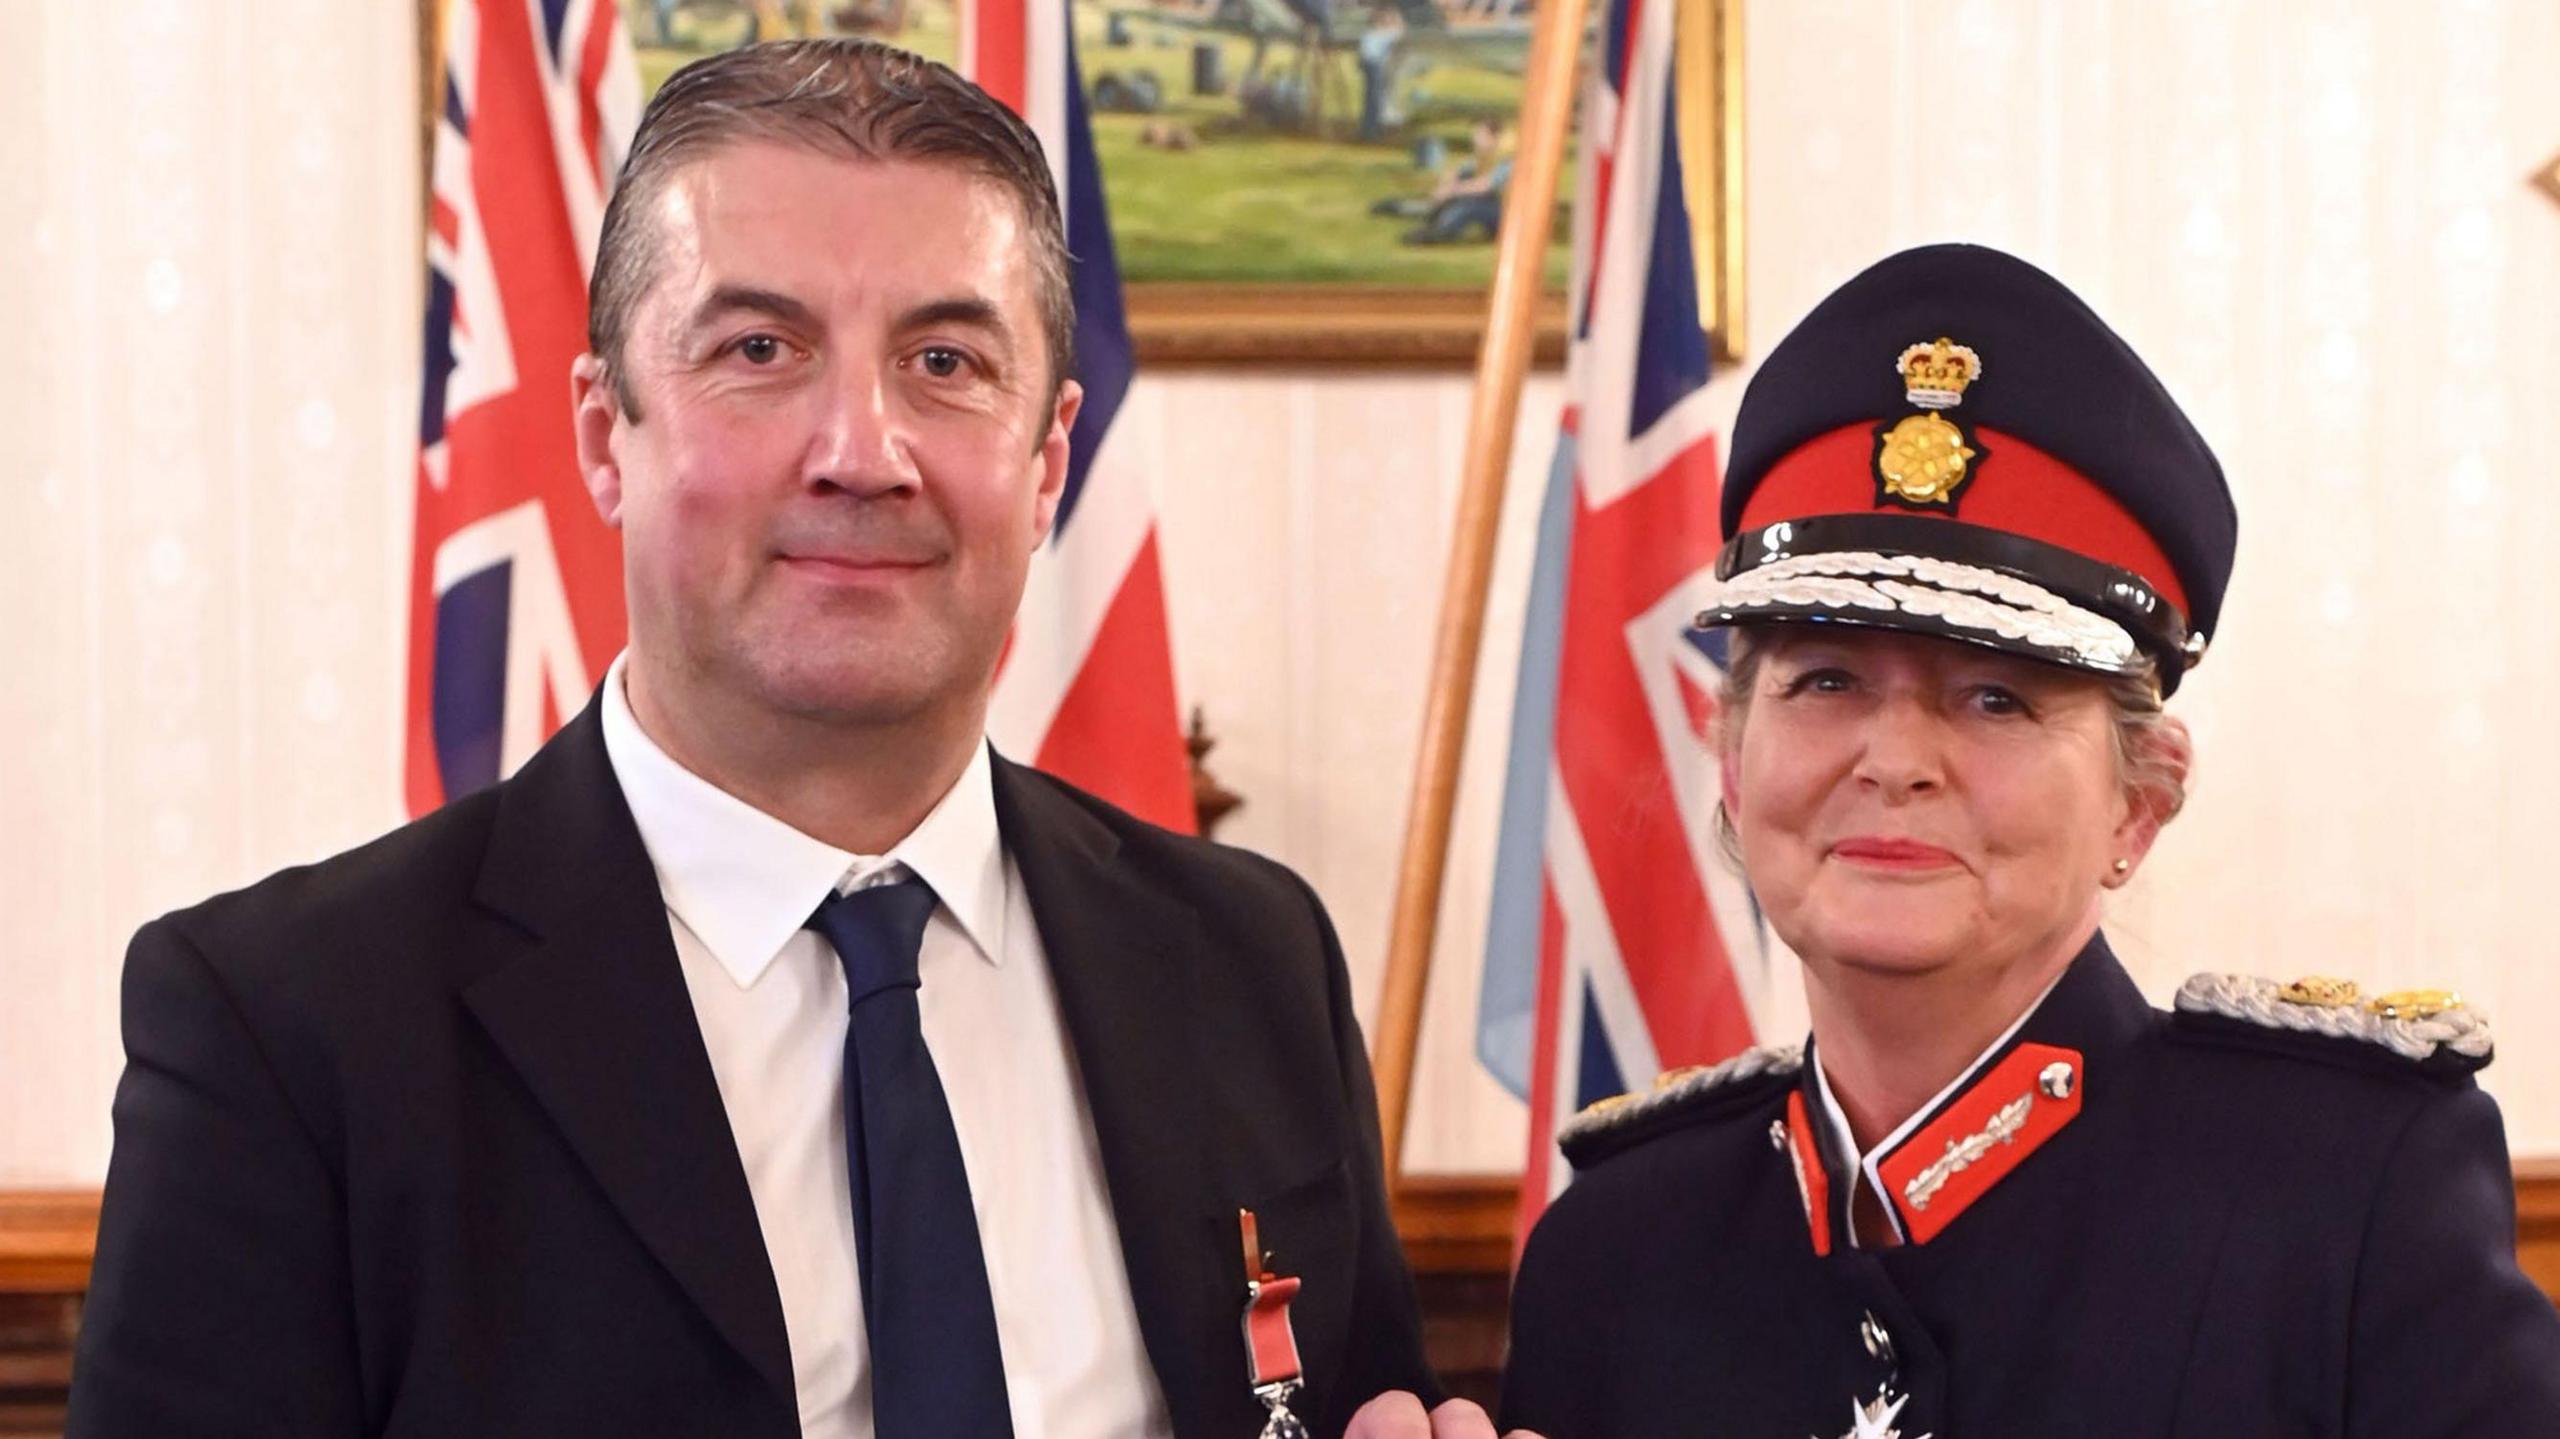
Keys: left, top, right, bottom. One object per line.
{"left": 1493, "top": 244, "right": 2560, "bottom": 1438}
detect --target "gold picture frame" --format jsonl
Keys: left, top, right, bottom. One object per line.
{"left": 416, "top": 0, "right": 1743, "bottom": 367}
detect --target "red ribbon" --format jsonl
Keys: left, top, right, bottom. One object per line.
{"left": 1238, "top": 1209, "right": 1303, "bottom": 1387}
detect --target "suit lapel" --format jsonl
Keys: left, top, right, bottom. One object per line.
{"left": 993, "top": 759, "right": 1258, "bottom": 1439}
{"left": 460, "top": 702, "right": 796, "bottom": 1407}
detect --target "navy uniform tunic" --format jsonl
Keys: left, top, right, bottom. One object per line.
{"left": 1499, "top": 936, "right": 2560, "bottom": 1437}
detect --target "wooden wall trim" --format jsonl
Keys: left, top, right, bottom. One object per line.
{"left": 2515, "top": 1156, "right": 2560, "bottom": 1220}
{"left": 2511, "top": 1156, "right": 2560, "bottom": 1301}
{"left": 0, "top": 1193, "right": 98, "bottom": 1296}
{"left": 1390, "top": 1174, "right": 1518, "bottom": 1275}
{"left": 8, "top": 1166, "right": 2560, "bottom": 1295}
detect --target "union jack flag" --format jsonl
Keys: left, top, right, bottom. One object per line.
{"left": 407, "top": 0, "right": 639, "bottom": 815}
{"left": 1475, "top": 0, "right": 1777, "bottom": 1237}
{"left": 965, "top": 0, "right": 1194, "bottom": 833}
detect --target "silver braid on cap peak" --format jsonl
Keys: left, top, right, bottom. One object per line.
{"left": 1699, "top": 551, "right": 2140, "bottom": 670}
{"left": 1557, "top": 1043, "right": 1805, "bottom": 1149}
{"left": 2174, "top": 973, "right": 2493, "bottom": 1064}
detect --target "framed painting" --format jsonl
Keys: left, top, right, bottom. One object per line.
{"left": 421, "top": 0, "right": 1743, "bottom": 365}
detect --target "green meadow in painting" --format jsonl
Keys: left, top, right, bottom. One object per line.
{"left": 632, "top": 0, "right": 1569, "bottom": 290}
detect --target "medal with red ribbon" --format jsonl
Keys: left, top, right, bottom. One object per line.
{"left": 1237, "top": 1209, "right": 1308, "bottom": 1439}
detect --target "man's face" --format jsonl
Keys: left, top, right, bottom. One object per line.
{"left": 575, "top": 142, "right": 1078, "bottom": 734}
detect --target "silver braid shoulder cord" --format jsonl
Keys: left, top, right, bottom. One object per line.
{"left": 1558, "top": 1042, "right": 1807, "bottom": 1149}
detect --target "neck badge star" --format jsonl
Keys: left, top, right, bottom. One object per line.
{"left": 1822, "top": 1386, "right": 1932, "bottom": 1439}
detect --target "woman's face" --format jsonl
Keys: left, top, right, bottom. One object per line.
{"left": 1728, "top": 626, "right": 2149, "bottom": 987}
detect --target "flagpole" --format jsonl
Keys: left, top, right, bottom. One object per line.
{"left": 1371, "top": 0, "right": 1591, "bottom": 1186}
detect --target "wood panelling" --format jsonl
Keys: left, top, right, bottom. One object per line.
{"left": 1392, "top": 1176, "right": 1518, "bottom": 1408}
{"left": 0, "top": 1197, "right": 93, "bottom": 1299}
{"left": 0, "top": 1294, "right": 77, "bottom": 1438}
{"left": 2515, "top": 1157, "right": 2560, "bottom": 1302}
{"left": 0, "top": 1197, "right": 90, "bottom": 1436}
{"left": 1391, "top": 1173, "right": 1518, "bottom": 1277}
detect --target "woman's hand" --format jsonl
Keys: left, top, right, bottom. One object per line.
{"left": 1345, "top": 1391, "right": 1546, "bottom": 1439}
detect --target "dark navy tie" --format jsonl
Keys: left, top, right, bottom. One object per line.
{"left": 807, "top": 878, "right": 1014, "bottom": 1436}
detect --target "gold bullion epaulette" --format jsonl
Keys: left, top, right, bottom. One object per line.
{"left": 2171, "top": 973, "right": 2492, "bottom": 1079}
{"left": 1557, "top": 1044, "right": 1805, "bottom": 1170}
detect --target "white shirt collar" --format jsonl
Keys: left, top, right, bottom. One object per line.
{"left": 1807, "top": 966, "right": 2067, "bottom": 1247}
{"left": 598, "top": 652, "right": 1010, "bottom": 988}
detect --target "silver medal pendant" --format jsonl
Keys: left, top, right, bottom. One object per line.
{"left": 1830, "top": 1381, "right": 1931, "bottom": 1439}
{"left": 1254, "top": 1379, "right": 1309, "bottom": 1439}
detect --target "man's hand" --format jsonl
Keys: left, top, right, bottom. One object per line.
{"left": 1344, "top": 1391, "right": 1546, "bottom": 1439}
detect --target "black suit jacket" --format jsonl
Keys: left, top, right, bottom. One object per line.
{"left": 68, "top": 702, "right": 1434, "bottom": 1438}
{"left": 1501, "top": 937, "right": 2560, "bottom": 1437}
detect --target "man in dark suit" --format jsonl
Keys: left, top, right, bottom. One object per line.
{"left": 69, "top": 39, "right": 1432, "bottom": 1438}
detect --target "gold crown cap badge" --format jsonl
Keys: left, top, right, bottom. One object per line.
{"left": 1875, "top": 336, "right": 1985, "bottom": 508}
{"left": 1896, "top": 336, "right": 1983, "bottom": 410}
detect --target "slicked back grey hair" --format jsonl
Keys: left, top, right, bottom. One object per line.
{"left": 587, "top": 38, "right": 1074, "bottom": 420}
{"left": 1708, "top": 623, "right": 2188, "bottom": 868}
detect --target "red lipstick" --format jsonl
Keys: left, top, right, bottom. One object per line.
{"left": 1828, "top": 836, "right": 1961, "bottom": 870}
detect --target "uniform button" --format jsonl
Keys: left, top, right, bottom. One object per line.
{"left": 1769, "top": 1120, "right": 1788, "bottom": 1152}
{"left": 1860, "top": 1310, "right": 1894, "bottom": 1364}
{"left": 2039, "top": 1060, "right": 2076, "bottom": 1100}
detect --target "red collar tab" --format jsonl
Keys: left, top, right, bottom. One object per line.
{"left": 1875, "top": 1041, "right": 2085, "bottom": 1246}
{"left": 1777, "top": 1089, "right": 1834, "bottom": 1257}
